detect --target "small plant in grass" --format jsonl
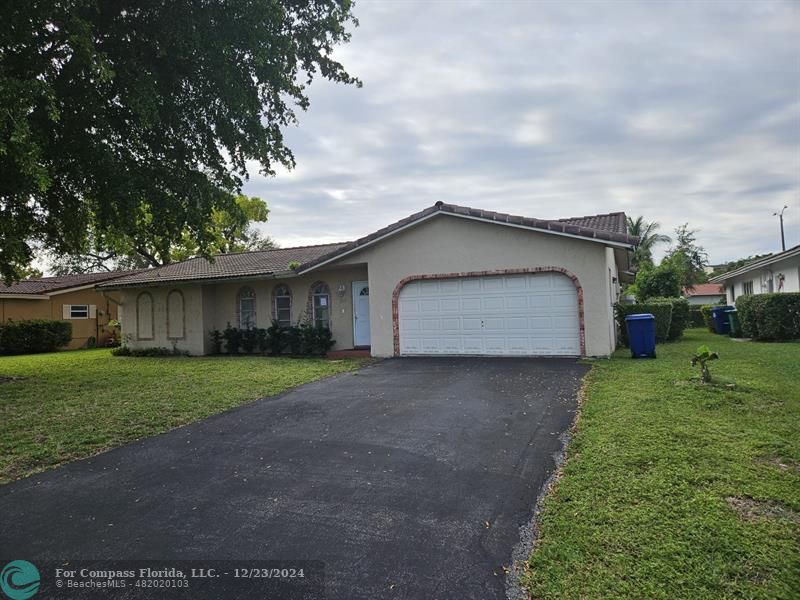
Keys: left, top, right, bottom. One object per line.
{"left": 690, "top": 344, "right": 719, "bottom": 383}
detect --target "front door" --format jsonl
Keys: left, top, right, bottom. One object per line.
{"left": 352, "top": 281, "right": 371, "bottom": 347}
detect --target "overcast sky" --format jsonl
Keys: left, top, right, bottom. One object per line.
{"left": 243, "top": 0, "right": 800, "bottom": 263}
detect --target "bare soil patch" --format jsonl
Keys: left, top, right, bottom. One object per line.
{"left": 726, "top": 496, "right": 800, "bottom": 524}
{"left": 755, "top": 455, "right": 800, "bottom": 474}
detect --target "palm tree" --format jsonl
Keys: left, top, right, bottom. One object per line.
{"left": 626, "top": 216, "right": 671, "bottom": 271}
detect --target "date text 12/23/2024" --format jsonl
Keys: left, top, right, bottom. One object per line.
{"left": 1, "top": 560, "right": 324, "bottom": 599}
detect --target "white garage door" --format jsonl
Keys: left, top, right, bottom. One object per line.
{"left": 398, "top": 273, "right": 580, "bottom": 356}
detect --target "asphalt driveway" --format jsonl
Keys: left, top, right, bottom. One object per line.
{"left": 0, "top": 357, "right": 587, "bottom": 599}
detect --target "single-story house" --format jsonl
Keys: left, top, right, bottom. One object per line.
{"left": 682, "top": 283, "right": 725, "bottom": 306}
{"left": 98, "top": 203, "right": 638, "bottom": 357}
{"left": 710, "top": 244, "right": 800, "bottom": 305}
{"left": 0, "top": 271, "right": 133, "bottom": 349}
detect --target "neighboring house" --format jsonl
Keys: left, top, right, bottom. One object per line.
{"left": 710, "top": 244, "right": 800, "bottom": 305}
{"left": 682, "top": 283, "right": 725, "bottom": 306}
{"left": 0, "top": 272, "right": 133, "bottom": 349}
{"left": 98, "top": 203, "right": 638, "bottom": 357}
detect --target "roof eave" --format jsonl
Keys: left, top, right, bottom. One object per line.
{"left": 0, "top": 293, "right": 51, "bottom": 299}
{"left": 95, "top": 270, "right": 306, "bottom": 290}
{"left": 709, "top": 245, "right": 800, "bottom": 283}
{"left": 298, "top": 209, "right": 635, "bottom": 275}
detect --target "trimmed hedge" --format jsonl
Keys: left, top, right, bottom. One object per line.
{"left": 700, "top": 305, "right": 715, "bottom": 332}
{"left": 614, "top": 302, "right": 673, "bottom": 346}
{"left": 688, "top": 306, "right": 706, "bottom": 328}
{"left": 0, "top": 319, "right": 72, "bottom": 355}
{"left": 212, "top": 322, "right": 335, "bottom": 356}
{"left": 735, "top": 293, "right": 800, "bottom": 341}
{"left": 649, "top": 297, "right": 690, "bottom": 341}
{"left": 112, "top": 346, "right": 188, "bottom": 357}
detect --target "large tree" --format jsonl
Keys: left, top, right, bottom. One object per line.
{"left": 626, "top": 216, "right": 672, "bottom": 271}
{"left": 663, "top": 223, "right": 708, "bottom": 289}
{"left": 633, "top": 262, "right": 682, "bottom": 300}
{"left": 9, "top": 263, "right": 44, "bottom": 280}
{"left": 48, "top": 195, "right": 278, "bottom": 273}
{"left": 0, "top": 0, "right": 359, "bottom": 282}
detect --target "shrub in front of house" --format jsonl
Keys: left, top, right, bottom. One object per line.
{"left": 265, "top": 320, "right": 287, "bottom": 355}
{"left": 285, "top": 325, "right": 304, "bottom": 355}
{"left": 736, "top": 293, "right": 800, "bottom": 341}
{"left": 241, "top": 327, "right": 261, "bottom": 353}
{"left": 0, "top": 319, "right": 73, "bottom": 355}
{"left": 291, "top": 323, "right": 335, "bottom": 356}
{"left": 306, "top": 325, "right": 335, "bottom": 355}
{"left": 112, "top": 346, "right": 188, "bottom": 357}
{"left": 648, "top": 297, "right": 690, "bottom": 341}
{"left": 212, "top": 322, "right": 335, "bottom": 356}
{"left": 222, "top": 323, "right": 243, "bottom": 354}
{"left": 209, "top": 329, "right": 223, "bottom": 354}
{"left": 614, "top": 302, "right": 673, "bottom": 346}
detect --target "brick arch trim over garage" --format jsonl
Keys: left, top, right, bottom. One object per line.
{"left": 391, "top": 267, "right": 586, "bottom": 357}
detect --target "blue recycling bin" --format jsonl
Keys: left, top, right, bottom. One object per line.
{"left": 625, "top": 313, "right": 656, "bottom": 358}
{"left": 711, "top": 306, "right": 733, "bottom": 334}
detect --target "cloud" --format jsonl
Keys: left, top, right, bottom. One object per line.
{"left": 243, "top": 0, "right": 800, "bottom": 262}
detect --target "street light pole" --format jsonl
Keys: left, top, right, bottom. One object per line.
{"left": 773, "top": 205, "right": 787, "bottom": 252}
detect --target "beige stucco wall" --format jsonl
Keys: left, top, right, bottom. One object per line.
{"left": 1, "top": 289, "right": 121, "bottom": 349}
{"left": 201, "top": 265, "right": 368, "bottom": 350}
{"left": 119, "top": 286, "right": 205, "bottom": 354}
{"left": 332, "top": 214, "right": 621, "bottom": 357}
{"left": 118, "top": 265, "right": 368, "bottom": 355}
{"left": 604, "top": 247, "right": 620, "bottom": 349}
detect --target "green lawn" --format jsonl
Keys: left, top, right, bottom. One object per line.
{"left": 0, "top": 349, "right": 365, "bottom": 484}
{"left": 523, "top": 329, "right": 799, "bottom": 599}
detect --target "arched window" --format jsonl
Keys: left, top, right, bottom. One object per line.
{"left": 310, "top": 282, "right": 331, "bottom": 329}
{"left": 136, "top": 292, "right": 154, "bottom": 340}
{"left": 166, "top": 290, "right": 185, "bottom": 339}
{"left": 272, "top": 284, "right": 292, "bottom": 328}
{"left": 237, "top": 287, "right": 256, "bottom": 329}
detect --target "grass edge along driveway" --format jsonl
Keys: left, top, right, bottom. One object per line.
{"left": 523, "top": 329, "right": 799, "bottom": 599}
{"left": 0, "top": 349, "right": 366, "bottom": 484}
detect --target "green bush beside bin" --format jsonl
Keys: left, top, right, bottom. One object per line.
{"left": 700, "top": 305, "right": 715, "bottom": 332}
{"left": 688, "top": 306, "right": 706, "bottom": 328}
{"left": 648, "top": 297, "right": 690, "bottom": 341}
{"left": 614, "top": 302, "right": 673, "bottom": 346}
{"left": 735, "top": 293, "right": 800, "bottom": 341}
